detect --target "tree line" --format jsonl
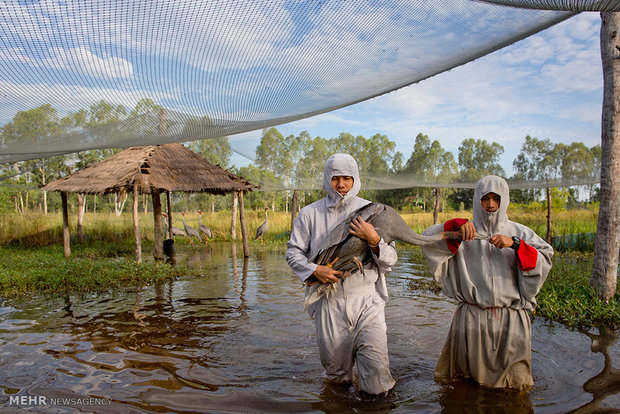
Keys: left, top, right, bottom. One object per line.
{"left": 0, "top": 101, "right": 601, "bottom": 216}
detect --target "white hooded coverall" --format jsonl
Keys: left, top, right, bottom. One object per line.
{"left": 421, "top": 175, "right": 554, "bottom": 389}
{"left": 286, "top": 154, "right": 397, "bottom": 394}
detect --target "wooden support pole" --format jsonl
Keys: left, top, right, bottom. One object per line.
{"left": 231, "top": 191, "right": 238, "bottom": 240}
{"left": 238, "top": 191, "right": 249, "bottom": 257}
{"left": 152, "top": 188, "right": 164, "bottom": 260}
{"left": 61, "top": 191, "right": 70, "bottom": 258}
{"left": 166, "top": 190, "right": 173, "bottom": 239}
{"left": 77, "top": 193, "right": 85, "bottom": 243}
{"left": 133, "top": 183, "right": 142, "bottom": 263}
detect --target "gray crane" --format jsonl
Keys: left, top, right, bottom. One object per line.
{"left": 162, "top": 213, "right": 187, "bottom": 239}
{"left": 198, "top": 209, "right": 213, "bottom": 244}
{"left": 255, "top": 207, "right": 269, "bottom": 244}
{"left": 181, "top": 211, "right": 202, "bottom": 245}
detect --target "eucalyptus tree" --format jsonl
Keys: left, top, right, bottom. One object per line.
{"left": 451, "top": 138, "right": 504, "bottom": 210}
{"left": 1, "top": 104, "right": 70, "bottom": 214}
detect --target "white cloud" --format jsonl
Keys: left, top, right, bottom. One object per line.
{"left": 43, "top": 47, "right": 133, "bottom": 79}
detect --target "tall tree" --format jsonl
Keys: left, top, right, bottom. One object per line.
{"left": 591, "top": 12, "right": 620, "bottom": 302}
{"left": 1, "top": 104, "right": 69, "bottom": 213}
{"left": 451, "top": 138, "right": 504, "bottom": 209}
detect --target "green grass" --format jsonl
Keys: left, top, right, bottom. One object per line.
{"left": 0, "top": 241, "right": 205, "bottom": 297}
{"left": 407, "top": 248, "right": 619, "bottom": 330}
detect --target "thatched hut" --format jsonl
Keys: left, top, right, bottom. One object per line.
{"left": 42, "top": 143, "right": 258, "bottom": 261}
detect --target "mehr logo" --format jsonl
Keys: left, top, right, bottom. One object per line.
{"left": 9, "top": 395, "right": 47, "bottom": 406}
{"left": 8, "top": 394, "right": 111, "bottom": 407}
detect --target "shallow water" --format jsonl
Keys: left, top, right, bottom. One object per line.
{"left": 0, "top": 243, "right": 618, "bottom": 413}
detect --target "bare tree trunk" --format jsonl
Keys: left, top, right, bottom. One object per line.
{"left": 61, "top": 192, "right": 70, "bottom": 258}
{"left": 152, "top": 189, "right": 164, "bottom": 260}
{"left": 546, "top": 187, "right": 553, "bottom": 243}
{"left": 77, "top": 193, "right": 85, "bottom": 243}
{"left": 231, "top": 192, "right": 238, "bottom": 240}
{"left": 239, "top": 191, "right": 249, "bottom": 257}
{"left": 291, "top": 190, "right": 299, "bottom": 231}
{"left": 211, "top": 199, "right": 215, "bottom": 214}
{"left": 433, "top": 187, "right": 441, "bottom": 224}
{"left": 591, "top": 12, "right": 620, "bottom": 302}
{"left": 133, "top": 184, "right": 142, "bottom": 263}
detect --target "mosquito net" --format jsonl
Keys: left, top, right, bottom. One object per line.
{"left": 0, "top": 0, "right": 613, "bottom": 190}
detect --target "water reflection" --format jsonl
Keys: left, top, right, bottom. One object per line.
{"left": 0, "top": 244, "right": 617, "bottom": 413}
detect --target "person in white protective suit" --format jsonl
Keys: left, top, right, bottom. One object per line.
{"left": 421, "top": 175, "right": 554, "bottom": 389}
{"left": 286, "top": 153, "right": 397, "bottom": 395}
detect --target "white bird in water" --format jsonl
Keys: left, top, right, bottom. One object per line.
{"left": 198, "top": 209, "right": 213, "bottom": 245}
{"left": 255, "top": 207, "right": 269, "bottom": 244}
{"left": 181, "top": 211, "right": 202, "bottom": 245}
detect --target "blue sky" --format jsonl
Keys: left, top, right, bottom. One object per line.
{"left": 231, "top": 11, "right": 603, "bottom": 177}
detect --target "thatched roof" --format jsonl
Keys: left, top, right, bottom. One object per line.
{"left": 42, "top": 143, "right": 258, "bottom": 195}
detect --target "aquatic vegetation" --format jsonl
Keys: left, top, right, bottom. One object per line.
{"left": 0, "top": 242, "right": 204, "bottom": 297}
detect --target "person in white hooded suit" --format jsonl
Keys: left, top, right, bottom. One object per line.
{"left": 286, "top": 153, "right": 397, "bottom": 395}
{"left": 421, "top": 175, "right": 554, "bottom": 389}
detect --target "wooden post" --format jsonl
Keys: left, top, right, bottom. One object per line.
{"left": 290, "top": 189, "right": 299, "bottom": 231}
{"left": 433, "top": 187, "right": 441, "bottom": 224}
{"left": 166, "top": 190, "right": 173, "bottom": 239}
{"left": 231, "top": 192, "right": 238, "bottom": 240}
{"left": 592, "top": 12, "right": 620, "bottom": 301}
{"left": 152, "top": 188, "right": 164, "bottom": 260}
{"left": 77, "top": 193, "right": 85, "bottom": 242}
{"left": 238, "top": 190, "right": 249, "bottom": 257}
{"left": 546, "top": 187, "right": 553, "bottom": 243}
{"left": 61, "top": 192, "right": 70, "bottom": 258}
{"left": 133, "top": 183, "right": 142, "bottom": 263}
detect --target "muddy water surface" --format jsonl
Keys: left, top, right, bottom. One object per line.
{"left": 0, "top": 243, "right": 618, "bottom": 413}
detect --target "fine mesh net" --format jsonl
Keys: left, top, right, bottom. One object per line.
{"left": 0, "top": 1, "right": 607, "bottom": 190}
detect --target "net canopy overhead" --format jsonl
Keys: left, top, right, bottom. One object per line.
{"left": 0, "top": 0, "right": 590, "bottom": 165}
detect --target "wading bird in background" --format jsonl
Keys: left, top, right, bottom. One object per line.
{"left": 162, "top": 213, "right": 187, "bottom": 239}
{"left": 255, "top": 207, "right": 269, "bottom": 244}
{"left": 198, "top": 209, "right": 213, "bottom": 245}
{"left": 182, "top": 211, "right": 202, "bottom": 245}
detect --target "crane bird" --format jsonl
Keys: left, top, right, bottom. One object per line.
{"left": 162, "top": 213, "right": 187, "bottom": 239}
{"left": 255, "top": 207, "right": 269, "bottom": 244}
{"left": 198, "top": 210, "right": 213, "bottom": 245}
{"left": 181, "top": 211, "right": 202, "bottom": 245}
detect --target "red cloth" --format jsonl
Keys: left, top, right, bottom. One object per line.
{"left": 443, "top": 218, "right": 469, "bottom": 254}
{"left": 516, "top": 240, "right": 538, "bottom": 271}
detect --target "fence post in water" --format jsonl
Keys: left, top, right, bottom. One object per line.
{"left": 61, "top": 191, "right": 70, "bottom": 258}
{"left": 546, "top": 187, "right": 553, "bottom": 243}
{"left": 238, "top": 191, "right": 249, "bottom": 257}
{"left": 152, "top": 188, "right": 164, "bottom": 260}
{"left": 133, "top": 183, "right": 142, "bottom": 263}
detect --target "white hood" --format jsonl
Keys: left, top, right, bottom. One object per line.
{"left": 322, "top": 153, "right": 362, "bottom": 211}
{"left": 472, "top": 175, "right": 510, "bottom": 237}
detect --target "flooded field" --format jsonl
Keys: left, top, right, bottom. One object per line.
{"left": 0, "top": 243, "right": 618, "bottom": 413}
